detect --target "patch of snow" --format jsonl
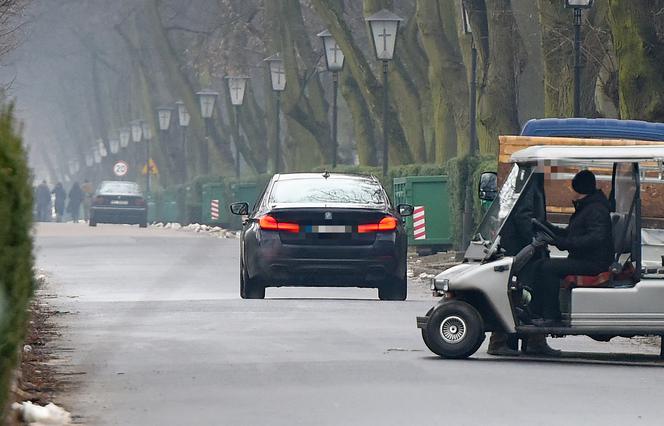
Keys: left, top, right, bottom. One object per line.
{"left": 12, "top": 401, "right": 72, "bottom": 425}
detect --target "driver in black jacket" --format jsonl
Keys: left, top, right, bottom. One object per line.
{"left": 531, "top": 170, "right": 614, "bottom": 327}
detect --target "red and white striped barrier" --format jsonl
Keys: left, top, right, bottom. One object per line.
{"left": 211, "top": 199, "right": 220, "bottom": 221}
{"left": 413, "top": 206, "right": 426, "bottom": 240}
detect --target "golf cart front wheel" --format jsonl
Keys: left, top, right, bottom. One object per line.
{"left": 425, "top": 300, "right": 485, "bottom": 359}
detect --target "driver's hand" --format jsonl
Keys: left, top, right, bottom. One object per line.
{"left": 553, "top": 236, "right": 569, "bottom": 250}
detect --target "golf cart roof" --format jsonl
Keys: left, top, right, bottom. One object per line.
{"left": 510, "top": 145, "right": 664, "bottom": 164}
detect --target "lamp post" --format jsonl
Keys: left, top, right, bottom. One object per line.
{"left": 225, "top": 75, "right": 250, "bottom": 178}
{"left": 366, "top": 9, "right": 403, "bottom": 176}
{"left": 156, "top": 106, "right": 173, "bottom": 180}
{"left": 318, "top": 29, "right": 345, "bottom": 168}
{"left": 196, "top": 90, "right": 219, "bottom": 175}
{"left": 98, "top": 139, "right": 108, "bottom": 159}
{"left": 566, "top": 0, "right": 593, "bottom": 117}
{"left": 175, "top": 101, "right": 191, "bottom": 182}
{"left": 109, "top": 138, "right": 120, "bottom": 155}
{"left": 130, "top": 120, "right": 143, "bottom": 143}
{"left": 264, "top": 53, "right": 286, "bottom": 173}
{"left": 119, "top": 128, "right": 131, "bottom": 149}
{"left": 157, "top": 106, "right": 173, "bottom": 132}
{"left": 142, "top": 121, "right": 153, "bottom": 195}
{"left": 461, "top": 1, "right": 478, "bottom": 250}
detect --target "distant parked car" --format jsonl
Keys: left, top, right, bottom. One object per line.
{"left": 89, "top": 181, "right": 147, "bottom": 228}
{"left": 230, "top": 172, "right": 414, "bottom": 300}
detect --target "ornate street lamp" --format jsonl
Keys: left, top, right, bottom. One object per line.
{"left": 318, "top": 29, "right": 345, "bottom": 168}
{"left": 175, "top": 101, "right": 190, "bottom": 182}
{"left": 119, "top": 127, "right": 131, "bottom": 148}
{"left": 142, "top": 121, "right": 153, "bottom": 195}
{"left": 366, "top": 9, "right": 403, "bottom": 176}
{"left": 98, "top": 139, "right": 108, "bottom": 158}
{"left": 93, "top": 147, "right": 101, "bottom": 164}
{"left": 196, "top": 90, "right": 219, "bottom": 174}
{"left": 461, "top": 1, "right": 478, "bottom": 250}
{"left": 131, "top": 120, "right": 143, "bottom": 143}
{"left": 109, "top": 138, "right": 120, "bottom": 155}
{"left": 225, "top": 75, "right": 250, "bottom": 178}
{"left": 85, "top": 153, "right": 93, "bottom": 168}
{"left": 157, "top": 106, "right": 173, "bottom": 131}
{"left": 264, "top": 53, "right": 286, "bottom": 173}
{"left": 565, "top": 0, "right": 593, "bottom": 117}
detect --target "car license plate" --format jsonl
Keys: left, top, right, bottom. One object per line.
{"left": 306, "top": 225, "right": 350, "bottom": 233}
{"left": 110, "top": 200, "right": 129, "bottom": 205}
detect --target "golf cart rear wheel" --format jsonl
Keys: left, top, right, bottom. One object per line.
{"left": 425, "top": 300, "right": 485, "bottom": 359}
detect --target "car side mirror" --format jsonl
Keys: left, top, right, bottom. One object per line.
{"left": 230, "top": 202, "right": 249, "bottom": 216}
{"left": 397, "top": 203, "right": 414, "bottom": 217}
{"left": 478, "top": 172, "right": 498, "bottom": 202}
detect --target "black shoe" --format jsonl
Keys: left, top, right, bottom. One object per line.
{"left": 522, "top": 335, "right": 562, "bottom": 357}
{"left": 487, "top": 345, "right": 521, "bottom": 357}
{"left": 531, "top": 318, "right": 564, "bottom": 328}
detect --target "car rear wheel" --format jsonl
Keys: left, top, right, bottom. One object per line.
{"left": 139, "top": 222, "right": 147, "bottom": 228}
{"left": 89, "top": 216, "right": 97, "bottom": 227}
{"left": 378, "top": 276, "right": 407, "bottom": 301}
{"left": 240, "top": 263, "right": 265, "bottom": 299}
{"left": 424, "top": 300, "right": 485, "bottom": 359}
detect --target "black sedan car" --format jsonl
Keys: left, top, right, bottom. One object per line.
{"left": 230, "top": 173, "right": 414, "bottom": 300}
{"left": 89, "top": 181, "right": 148, "bottom": 227}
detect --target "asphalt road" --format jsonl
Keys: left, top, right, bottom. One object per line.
{"left": 36, "top": 223, "right": 664, "bottom": 425}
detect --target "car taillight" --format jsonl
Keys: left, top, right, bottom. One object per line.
{"left": 358, "top": 216, "right": 398, "bottom": 233}
{"left": 134, "top": 198, "right": 146, "bottom": 206}
{"left": 258, "top": 215, "right": 300, "bottom": 233}
{"left": 94, "top": 196, "right": 106, "bottom": 204}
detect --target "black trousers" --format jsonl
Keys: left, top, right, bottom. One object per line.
{"left": 531, "top": 258, "right": 607, "bottom": 319}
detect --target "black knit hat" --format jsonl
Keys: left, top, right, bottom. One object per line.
{"left": 572, "top": 170, "right": 596, "bottom": 195}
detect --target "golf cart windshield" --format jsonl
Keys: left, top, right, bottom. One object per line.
{"left": 473, "top": 165, "right": 533, "bottom": 247}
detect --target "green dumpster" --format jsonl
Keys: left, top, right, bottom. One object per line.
{"left": 201, "top": 183, "right": 230, "bottom": 226}
{"left": 161, "top": 190, "right": 180, "bottom": 223}
{"left": 393, "top": 176, "right": 452, "bottom": 254}
{"left": 228, "top": 181, "right": 260, "bottom": 229}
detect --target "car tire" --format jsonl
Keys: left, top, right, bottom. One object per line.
{"left": 89, "top": 217, "right": 97, "bottom": 227}
{"left": 420, "top": 307, "right": 437, "bottom": 353}
{"left": 139, "top": 222, "right": 148, "bottom": 228}
{"left": 424, "top": 300, "right": 485, "bottom": 359}
{"left": 378, "top": 276, "right": 407, "bottom": 301}
{"left": 240, "top": 263, "right": 265, "bottom": 299}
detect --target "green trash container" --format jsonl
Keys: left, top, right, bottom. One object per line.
{"left": 393, "top": 176, "right": 452, "bottom": 254}
{"left": 228, "top": 181, "right": 260, "bottom": 229}
{"left": 161, "top": 190, "right": 180, "bottom": 223}
{"left": 201, "top": 183, "right": 230, "bottom": 226}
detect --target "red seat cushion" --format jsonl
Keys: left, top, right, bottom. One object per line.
{"left": 563, "top": 271, "right": 612, "bottom": 288}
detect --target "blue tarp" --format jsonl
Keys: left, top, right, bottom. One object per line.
{"left": 521, "top": 118, "right": 664, "bottom": 141}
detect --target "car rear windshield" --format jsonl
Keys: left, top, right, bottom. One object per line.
{"left": 269, "top": 178, "right": 387, "bottom": 205}
{"left": 99, "top": 181, "right": 142, "bottom": 195}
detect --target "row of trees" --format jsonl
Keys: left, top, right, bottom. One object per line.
{"left": 21, "top": 0, "right": 664, "bottom": 187}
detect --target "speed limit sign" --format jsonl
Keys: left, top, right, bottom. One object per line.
{"left": 113, "top": 161, "right": 129, "bottom": 177}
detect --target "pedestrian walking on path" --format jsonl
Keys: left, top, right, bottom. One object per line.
{"left": 67, "top": 182, "right": 84, "bottom": 222}
{"left": 36, "top": 180, "right": 51, "bottom": 222}
{"left": 81, "top": 179, "right": 94, "bottom": 222}
{"left": 52, "top": 182, "right": 66, "bottom": 222}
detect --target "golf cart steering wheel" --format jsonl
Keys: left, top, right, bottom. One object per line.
{"left": 531, "top": 218, "right": 557, "bottom": 240}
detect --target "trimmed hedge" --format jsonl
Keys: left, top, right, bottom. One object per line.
{"left": 0, "top": 106, "right": 34, "bottom": 411}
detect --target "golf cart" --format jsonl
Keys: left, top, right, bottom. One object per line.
{"left": 417, "top": 144, "right": 664, "bottom": 359}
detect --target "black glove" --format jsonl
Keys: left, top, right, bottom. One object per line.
{"left": 554, "top": 236, "right": 569, "bottom": 251}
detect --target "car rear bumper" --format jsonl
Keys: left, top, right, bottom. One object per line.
{"left": 247, "top": 233, "right": 405, "bottom": 287}
{"left": 91, "top": 206, "right": 147, "bottom": 224}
